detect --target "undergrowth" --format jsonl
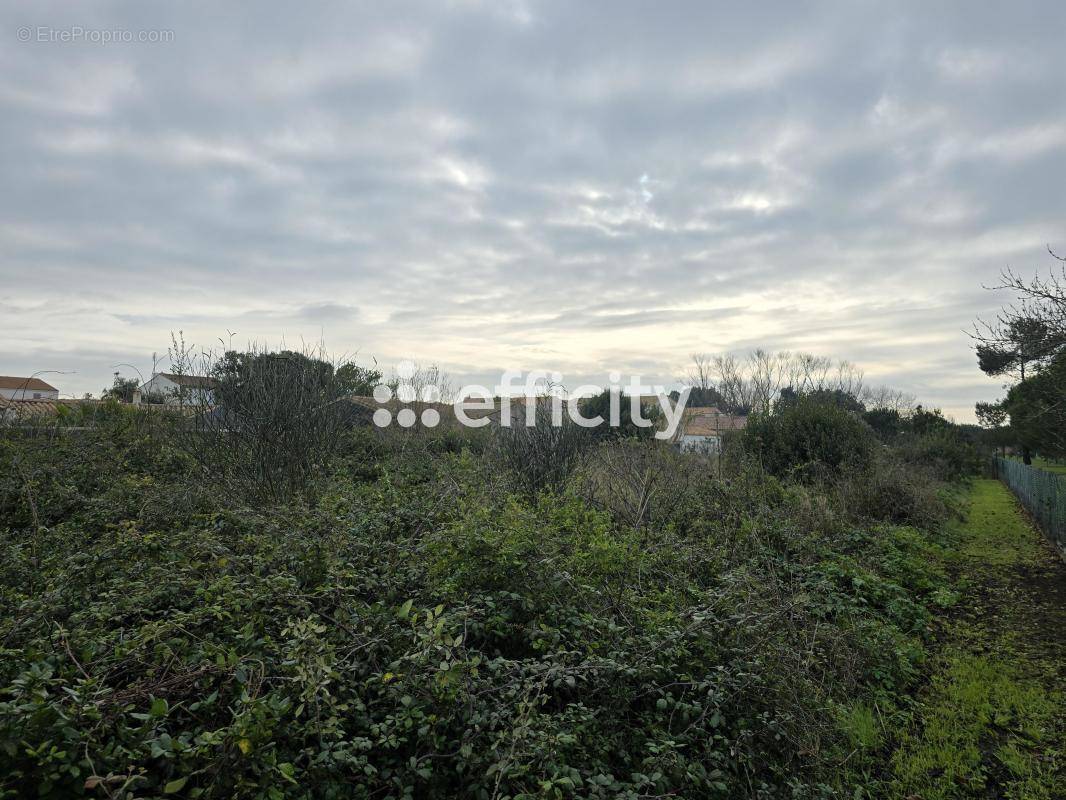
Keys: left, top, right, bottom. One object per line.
{"left": 0, "top": 415, "right": 1057, "bottom": 798}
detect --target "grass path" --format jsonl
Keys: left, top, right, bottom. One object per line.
{"left": 887, "top": 479, "right": 1066, "bottom": 799}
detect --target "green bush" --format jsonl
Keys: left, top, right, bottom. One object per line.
{"left": 743, "top": 401, "right": 876, "bottom": 482}
{"left": 896, "top": 431, "right": 982, "bottom": 482}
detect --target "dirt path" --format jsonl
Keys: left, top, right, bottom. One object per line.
{"left": 887, "top": 479, "right": 1066, "bottom": 799}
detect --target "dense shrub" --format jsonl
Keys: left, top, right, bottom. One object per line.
{"left": 0, "top": 411, "right": 957, "bottom": 798}
{"left": 743, "top": 401, "right": 876, "bottom": 481}
{"left": 896, "top": 431, "right": 982, "bottom": 482}
{"left": 170, "top": 346, "right": 383, "bottom": 503}
{"left": 578, "top": 389, "right": 657, "bottom": 440}
{"left": 862, "top": 408, "right": 904, "bottom": 442}
{"left": 837, "top": 458, "right": 954, "bottom": 529}
{"left": 494, "top": 399, "right": 591, "bottom": 497}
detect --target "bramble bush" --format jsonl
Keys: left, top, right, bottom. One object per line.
{"left": 0, "top": 403, "right": 968, "bottom": 798}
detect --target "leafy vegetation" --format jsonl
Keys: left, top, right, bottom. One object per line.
{"left": 101, "top": 374, "right": 142, "bottom": 404}
{"left": 169, "top": 344, "right": 384, "bottom": 503}
{"left": 0, "top": 363, "right": 1060, "bottom": 799}
{"left": 742, "top": 399, "right": 876, "bottom": 481}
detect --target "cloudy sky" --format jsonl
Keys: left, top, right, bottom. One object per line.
{"left": 3, "top": 1, "right": 1065, "bottom": 418}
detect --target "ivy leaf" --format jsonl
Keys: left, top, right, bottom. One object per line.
{"left": 164, "top": 776, "right": 188, "bottom": 794}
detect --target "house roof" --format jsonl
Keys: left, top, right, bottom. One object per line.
{"left": 0, "top": 397, "right": 61, "bottom": 416}
{"left": 676, "top": 407, "right": 747, "bottom": 438}
{"left": 0, "top": 376, "right": 57, "bottom": 392}
{"left": 152, "top": 372, "right": 219, "bottom": 389}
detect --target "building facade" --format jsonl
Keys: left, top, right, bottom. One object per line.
{"left": 0, "top": 376, "right": 59, "bottom": 401}
{"left": 140, "top": 372, "right": 218, "bottom": 406}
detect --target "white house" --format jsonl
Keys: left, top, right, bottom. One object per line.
{"left": 0, "top": 375, "right": 59, "bottom": 401}
{"left": 673, "top": 407, "right": 747, "bottom": 454}
{"left": 140, "top": 372, "right": 218, "bottom": 406}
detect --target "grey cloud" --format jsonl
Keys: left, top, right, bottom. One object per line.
{"left": 3, "top": 1, "right": 1065, "bottom": 418}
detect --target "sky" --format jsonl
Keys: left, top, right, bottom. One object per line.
{"left": 3, "top": 2, "right": 1066, "bottom": 419}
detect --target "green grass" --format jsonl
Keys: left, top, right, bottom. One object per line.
{"left": 887, "top": 480, "right": 1066, "bottom": 799}
{"left": 840, "top": 702, "right": 884, "bottom": 751}
{"left": 952, "top": 479, "right": 1047, "bottom": 569}
{"left": 1005, "top": 456, "right": 1066, "bottom": 476}
{"left": 890, "top": 648, "right": 1062, "bottom": 799}
{"left": 1033, "top": 458, "right": 1066, "bottom": 476}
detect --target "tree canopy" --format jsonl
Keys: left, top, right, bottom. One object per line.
{"left": 101, "top": 373, "right": 140, "bottom": 403}
{"left": 974, "top": 250, "right": 1066, "bottom": 462}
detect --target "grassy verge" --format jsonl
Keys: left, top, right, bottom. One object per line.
{"left": 1004, "top": 456, "right": 1066, "bottom": 476}
{"left": 886, "top": 479, "right": 1065, "bottom": 799}
{"left": 1033, "top": 458, "right": 1066, "bottom": 476}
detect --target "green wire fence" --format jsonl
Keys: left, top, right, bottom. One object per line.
{"left": 994, "top": 457, "right": 1066, "bottom": 553}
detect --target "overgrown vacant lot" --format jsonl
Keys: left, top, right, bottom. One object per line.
{"left": 0, "top": 411, "right": 1062, "bottom": 798}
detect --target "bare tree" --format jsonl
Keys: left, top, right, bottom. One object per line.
{"left": 686, "top": 353, "right": 716, "bottom": 392}
{"left": 494, "top": 385, "right": 591, "bottom": 497}
{"left": 783, "top": 353, "right": 832, "bottom": 393}
{"left": 861, "top": 385, "right": 915, "bottom": 413}
{"left": 581, "top": 439, "right": 697, "bottom": 531}
{"left": 710, "top": 354, "right": 752, "bottom": 413}
{"left": 746, "top": 349, "right": 796, "bottom": 413}
{"left": 681, "top": 349, "right": 885, "bottom": 414}
{"left": 833, "top": 360, "right": 865, "bottom": 399}
{"left": 389, "top": 361, "right": 456, "bottom": 403}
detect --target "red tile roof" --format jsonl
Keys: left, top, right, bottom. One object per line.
{"left": 0, "top": 376, "right": 57, "bottom": 392}
{"left": 675, "top": 407, "right": 747, "bottom": 438}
